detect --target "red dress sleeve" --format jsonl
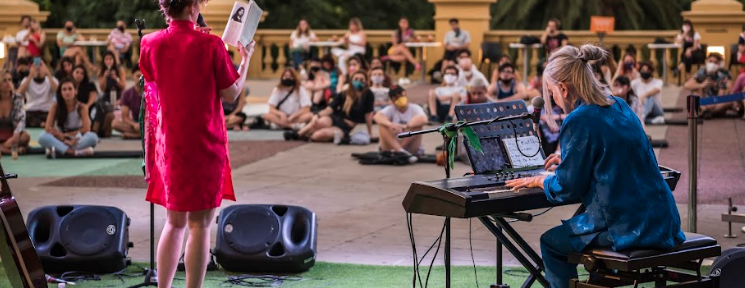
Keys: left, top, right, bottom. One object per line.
{"left": 213, "top": 38, "right": 240, "bottom": 90}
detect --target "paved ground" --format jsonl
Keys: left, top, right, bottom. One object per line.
{"left": 7, "top": 80, "right": 745, "bottom": 276}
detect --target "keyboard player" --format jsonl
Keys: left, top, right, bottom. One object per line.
{"left": 504, "top": 44, "right": 685, "bottom": 288}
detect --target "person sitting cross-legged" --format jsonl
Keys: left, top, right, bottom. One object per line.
{"left": 262, "top": 68, "right": 313, "bottom": 130}
{"left": 38, "top": 78, "right": 98, "bottom": 157}
{"left": 374, "top": 86, "right": 427, "bottom": 164}
{"left": 113, "top": 64, "right": 143, "bottom": 139}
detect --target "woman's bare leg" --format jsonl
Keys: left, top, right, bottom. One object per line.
{"left": 157, "top": 210, "right": 188, "bottom": 288}
{"left": 184, "top": 208, "right": 217, "bottom": 288}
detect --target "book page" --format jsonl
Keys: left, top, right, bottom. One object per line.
{"left": 221, "top": 2, "right": 249, "bottom": 47}
{"left": 502, "top": 136, "right": 544, "bottom": 168}
{"left": 239, "top": 1, "right": 263, "bottom": 46}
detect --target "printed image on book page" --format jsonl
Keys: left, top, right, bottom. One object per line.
{"left": 221, "top": 1, "right": 262, "bottom": 47}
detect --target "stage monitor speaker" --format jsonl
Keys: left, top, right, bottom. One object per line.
{"left": 26, "top": 205, "right": 131, "bottom": 274}
{"left": 710, "top": 247, "right": 745, "bottom": 288}
{"left": 214, "top": 204, "right": 316, "bottom": 273}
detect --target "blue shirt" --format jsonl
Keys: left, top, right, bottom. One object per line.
{"left": 543, "top": 96, "right": 685, "bottom": 252}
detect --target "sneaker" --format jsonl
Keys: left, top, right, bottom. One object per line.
{"left": 283, "top": 130, "right": 298, "bottom": 141}
{"left": 648, "top": 116, "right": 665, "bottom": 125}
{"left": 392, "top": 151, "right": 418, "bottom": 165}
{"left": 269, "top": 123, "right": 281, "bottom": 130}
{"left": 333, "top": 130, "right": 344, "bottom": 145}
{"left": 291, "top": 123, "right": 306, "bottom": 130}
{"left": 75, "top": 147, "right": 94, "bottom": 157}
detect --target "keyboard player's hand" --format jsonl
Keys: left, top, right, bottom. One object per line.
{"left": 544, "top": 153, "right": 561, "bottom": 172}
{"left": 505, "top": 175, "right": 546, "bottom": 191}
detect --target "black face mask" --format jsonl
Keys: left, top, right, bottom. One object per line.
{"left": 310, "top": 66, "right": 321, "bottom": 74}
{"left": 18, "top": 71, "right": 29, "bottom": 79}
{"left": 281, "top": 79, "right": 295, "bottom": 87}
{"left": 500, "top": 78, "right": 513, "bottom": 85}
{"left": 640, "top": 72, "right": 652, "bottom": 80}
{"left": 66, "top": 26, "right": 73, "bottom": 32}
{"left": 117, "top": 26, "right": 125, "bottom": 32}
{"left": 33, "top": 77, "right": 45, "bottom": 84}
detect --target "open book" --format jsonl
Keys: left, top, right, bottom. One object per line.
{"left": 221, "top": 0, "right": 263, "bottom": 47}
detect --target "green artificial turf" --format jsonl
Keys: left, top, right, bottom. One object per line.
{"left": 0, "top": 262, "right": 710, "bottom": 288}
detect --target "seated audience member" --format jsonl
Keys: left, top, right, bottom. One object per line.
{"left": 54, "top": 56, "right": 75, "bottom": 80}
{"left": 613, "top": 52, "right": 639, "bottom": 81}
{"left": 331, "top": 18, "right": 367, "bottom": 75}
{"left": 490, "top": 55, "right": 522, "bottom": 84}
{"left": 374, "top": 86, "right": 427, "bottom": 164}
{"left": 262, "top": 69, "right": 313, "bottom": 130}
{"left": 113, "top": 65, "right": 143, "bottom": 139}
{"left": 369, "top": 57, "right": 393, "bottom": 87}
{"left": 443, "top": 18, "right": 470, "bottom": 65}
{"left": 292, "top": 70, "right": 374, "bottom": 144}
{"left": 304, "top": 58, "right": 331, "bottom": 112}
{"left": 369, "top": 67, "right": 391, "bottom": 112}
{"left": 460, "top": 77, "right": 493, "bottom": 105}
{"left": 370, "top": 57, "right": 384, "bottom": 69}
{"left": 24, "top": 20, "right": 44, "bottom": 58}
{"left": 15, "top": 16, "right": 31, "bottom": 58}
{"left": 675, "top": 20, "right": 703, "bottom": 81}
{"left": 456, "top": 49, "right": 488, "bottom": 87}
{"left": 684, "top": 53, "right": 733, "bottom": 118}
{"left": 631, "top": 61, "right": 665, "bottom": 124}
{"left": 38, "top": 78, "right": 98, "bottom": 157}
{"left": 57, "top": 21, "right": 93, "bottom": 70}
{"left": 71, "top": 64, "right": 97, "bottom": 107}
{"left": 11, "top": 57, "right": 30, "bottom": 89}
{"left": 428, "top": 65, "right": 466, "bottom": 123}
{"left": 107, "top": 20, "right": 133, "bottom": 64}
{"left": 289, "top": 19, "right": 317, "bottom": 70}
{"left": 336, "top": 55, "right": 367, "bottom": 94}
{"left": 737, "top": 23, "right": 745, "bottom": 74}
{"left": 540, "top": 18, "right": 568, "bottom": 56}
{"left": 612, "top": 76, "right": 644, "bottom": 124}
{"left": 223, "top": 90, "right": 247, "bottom": 131}
{"left": 98, "top": 51, "right": 127, "bottom": 105}
{"left": 321, "top": 55, "right": 342, "bottom": 97}
{"left": 382, "top": 17, "right": 420, "bottom": 71}
{"left": 0, "top": 70, "right": 30, "bottom": 156}
{"left": 18, "top": 60, "right": 57, "bottom": 128}
{"left": 488, "top": 63, "right": 526, "bottom": 101}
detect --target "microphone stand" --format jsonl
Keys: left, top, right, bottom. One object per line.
{"left": 128, "top": 18, "right": 158, "bottom": 288}
{"left": 398, "top": 112, "right": 529, "bottom": 288}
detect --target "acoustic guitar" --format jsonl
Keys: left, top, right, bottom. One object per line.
{"left": 0, "top": 161, "right": 46, "bottom": 287}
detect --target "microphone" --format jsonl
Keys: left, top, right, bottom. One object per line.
{"left": 531, "top": 96, "right": 545, "bottom": 125}
{"left": 197, "top": 13, "right": 208, "bottom": 27}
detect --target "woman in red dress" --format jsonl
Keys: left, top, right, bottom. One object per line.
{"left": 139, "top": 0, "right": 254, "bottom": 287}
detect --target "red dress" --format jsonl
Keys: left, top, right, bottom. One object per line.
{"left": 27, "top": 33, "right": 42, "bottom": 57}
{"left": 139, "top": 20, "right": 239, "bottom": 211}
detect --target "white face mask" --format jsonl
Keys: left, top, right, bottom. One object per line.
{"left": 443, "top": 74, "right": 457, "bottom": 84}
{"left": 371, "top": 75, "right": 384, "bottom": 85}
{"left": 706, "top": 62, "right": 718, "bottom": 73}
{"left": 463, "top": 70, "right": 473, "bottom": 77}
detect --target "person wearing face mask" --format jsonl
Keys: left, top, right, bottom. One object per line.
{"left": 17, "top": 59, "right": 58, "bottom": 128}
{"left": 107, "top": 20, "right": 133, "bottom": 64}
{"left": 612, "top": 76, "right": 644, "bottom": 124}
{"left": 374, "top": 86, "right": 427, "bottom": 163}
{"left": 685, "top": 52, "right": 733, "bottom": 118}
{"left": 428, "top": 65, "right": 465, "bottom": 123}
{"left": 675, "top": 20, "right": 703, "bottom": 81}
{"left": 335, "top": 55, "right": 368, "bottom": 94}
{"left": 57, "top": 21, "right": 94, "bottom": 71}
{"left": 262, "top": 69, "right": 313, "bottom": 131}
{"left": 11, "top": 57, "right": 30, "bottom": 89}
{"left": 293, "top": 70, "right": 374, "bottom": 144}
{"left": 505, "top": 44, "right": 685, "bottom": 288}
{"left": 612, "top": 52, "right": 639, "bottom": 81}
{"left": 489, "top": 55, "right": 522, "bottom": 84}
{"left": 369, "top": 67, "right": 391, "bottom": 112}
{"left": 631, "top": 62, "right": 665, "bottom": 124}
{"left": 304, "top": 58, "right": 331, "bottom": 113}
{"left": 487, "top": 63, "right": 526, "bottom": 101}
{"left": 455, "top": 49, "right": 488, "bottom": 88}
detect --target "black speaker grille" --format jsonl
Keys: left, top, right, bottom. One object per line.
{"left": 223, "top": 207, "right": 280, "bottom": 255}
{"left": 60, "top": 208, "right": 117, "bottom": 256}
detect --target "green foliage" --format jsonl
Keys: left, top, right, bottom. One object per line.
{"left": 26, "top": 0, "right": 745, "bottom": 31}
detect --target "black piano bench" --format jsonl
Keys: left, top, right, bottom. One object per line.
{"left": 568, "top": 233, "right": 721, "bottom": 288}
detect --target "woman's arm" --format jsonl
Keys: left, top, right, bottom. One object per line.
{"left": 44, "top": 103, "right": 61, "bottom": 138}
{"left": 86, "top": 89, "right": 97, "bottom": 107}
{"left": 220, "top": 41, "right": 255, "bottom": 103}
{"left": 116, "top": 67, "right": 126, "bottom": 90}
{"left": 542, "top": 117, "right": 594, "bottom": 204}
{"left": 232, "top": 93, "right": 246, "bottom": 115}
{"left": 373, "top": 110, "right": 392, "bottom": 128}
{"left": 336, "top": 76, "right": 347, "bottom": 94}
{"left": 365, "top": 112, "right": 373, "bottom": 135}
{"left": 79, "top": 104, "right": 91, "bottom": 133}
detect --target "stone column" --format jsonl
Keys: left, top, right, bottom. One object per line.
{"left": 0, "top": 0, "right": 50, "bottom": 68}
{"left": 428, "top": 0, "right": 497, "bottom": 72}
{"left": 681, "top": 0, "right": 745, "bottom": 65}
